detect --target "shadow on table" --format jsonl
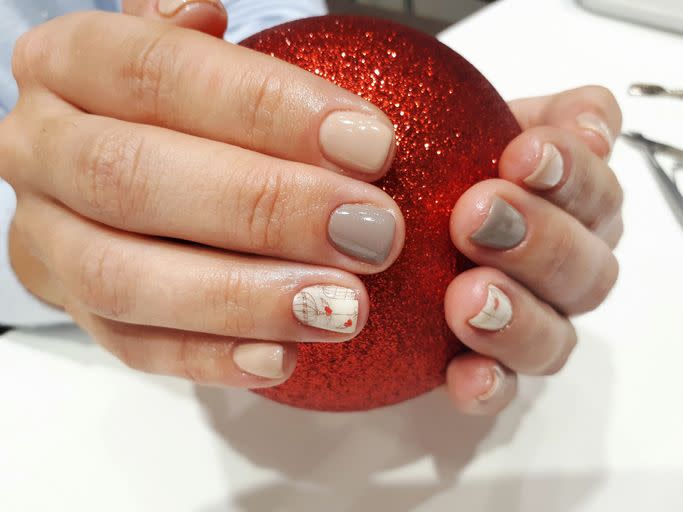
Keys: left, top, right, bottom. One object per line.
{"left": 194, "top": 328, "right": 613, "bottom": 512}
{"left": 7, "top": 324, "right": 612, "bottom": 511}
{"left": 192, "top": 375, "right": 582, "bottom": 512}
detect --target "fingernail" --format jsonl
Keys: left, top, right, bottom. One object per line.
{"left": 470, "top": 197, "right": 526, "bottom": 250}
{"left": 319, "top": 111, "right": 395, "bottom": 173}
{"left": 233, "top": 343, "right": 284, "bottom": 379}
{"left": 524, "top": 143, "right": 564, "bottom": 190}
{"left": 158, "top": 0, "right": 225, "bottom": 17}
{"left": 468, "top": 284, "right": 513, "bottom": 331}
{"left": 576, "top": 112, "right": 614, "bottom": 150}
{"left": 477, "top": 365, "right": 506, "bottom": 402}
{"left": 328, "top": 204, "right": 396, "bottom": 264}
{"left": 293, "top": 285, "right": 359, "bottom": 334}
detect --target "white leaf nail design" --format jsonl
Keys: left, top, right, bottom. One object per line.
{"left": 293, "top": 285, "right": 359, "bottom": 334}
{"left": 468, "top": 284, "right": 512, "bottom": 331}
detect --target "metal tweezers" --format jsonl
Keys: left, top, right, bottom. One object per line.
{"left": 621, "top": 131, "right": 683, "bottom": 228}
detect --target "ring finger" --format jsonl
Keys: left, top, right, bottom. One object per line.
{"left": 15, "top": 196, "right": 369, "bottom": 341}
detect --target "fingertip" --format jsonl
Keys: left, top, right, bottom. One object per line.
{"left": 446, "top": 355, "right": 517, "bottom": 416}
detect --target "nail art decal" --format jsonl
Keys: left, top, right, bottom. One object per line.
{"left": 293, "top": 285, "right": 359, "bottom": 333}
{"left": 468, "top": 284, "right": 512, "bottom": 331}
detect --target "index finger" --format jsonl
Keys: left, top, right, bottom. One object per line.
{"left": 13, "top": 11, "right": 396, "bottom": 179}
{"left": 507, "top": 86, "right": 622, "bottom": 159}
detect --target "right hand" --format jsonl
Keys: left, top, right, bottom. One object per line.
{"left": 0, "top": 10, "right": 403, "bottom": 388}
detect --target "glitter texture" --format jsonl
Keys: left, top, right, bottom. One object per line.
{"left": 241, "top": 16, "right": 521, "bottom": 411}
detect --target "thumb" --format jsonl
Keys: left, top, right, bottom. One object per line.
{"left": 121, "top": 0, "right": 228, "bottom": 38}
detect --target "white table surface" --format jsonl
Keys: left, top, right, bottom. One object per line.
{"left": 2, "top": 0, "right": 683, "bottom": 510}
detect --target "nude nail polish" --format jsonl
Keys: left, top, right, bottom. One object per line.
{"left": 468, "top": 284, "right": 513, "bottom": 331}
{"left": 319, "top": 111, "right": 394, "bottom": 173}
{"left": 576, "top": 112, "right": 614, "bottom": 150}
{"left": 233, "top": 343, "right": 284, "bottom": 379}
{"left": 524, "top": 143, "right": 564, "bottom": 190}
{"left": 293, "top": 285, "right": 359, "bottom": 334}
{"left": 477, "top": 365, "right": 506, "bottom": 402}
{"left": 470, "top": 197, "right": 527, "bottom": 250}
{"left": 158, "top": 0, "right": 225, "bottom": 17}
{"left": 328, "top": 204, "right": 396, "bottom": 264}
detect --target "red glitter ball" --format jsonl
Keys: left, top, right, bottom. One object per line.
{"left": 241, "top": 16, "right": 521, "bottom": 411}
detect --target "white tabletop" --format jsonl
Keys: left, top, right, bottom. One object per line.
{"left": 2, "top": 1, "right": 683, "bottom": 510}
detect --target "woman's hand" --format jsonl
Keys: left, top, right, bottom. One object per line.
{"left": 445, "top": 87, "right": 623, "bottom": 415}
{"left": 0, "top": 10, "right": 404, "bottom": 387}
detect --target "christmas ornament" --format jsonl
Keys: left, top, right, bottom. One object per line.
{"left": 241, "top": 16, "right": 521, "bottom": 411}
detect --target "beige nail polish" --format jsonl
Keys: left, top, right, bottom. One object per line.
{"left": 293, "top": 285, "right": 359, "bottom": 334}
{"left": 576, "top": 112, "right": 614, "bottom": 150}
{"left": 319, "top": 111, "right": 394, "bottom": 173}
{"left": 158, "top": 0, "right": 225, "bottom": 17}
{"left": 477, "top": 365, "right": 506, "bottom": 402}
{"left": 468, "top": 284, "right": 513, "bottom": 331}
{"left": 233, "top": 343, "right": 284, "bottom": 379}
{"left": 524, "top": 143, "right": 564, "bottom": 190}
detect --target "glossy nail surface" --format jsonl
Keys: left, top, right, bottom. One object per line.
{"left": 292, "top": 285, "right": 359, "bottom": 334}
{"left": 320, "top": 111, "right": 394, "bottom": 173}
{"left": 576, "top": 112, "right": 614, "bottom": 150}
{"left": 524, "top": 143, "right": 564, "bottom": 190}
{"left": 233, "top": 343, "right": 284, "bottom": 379}
{"left": 328, "top": 204, "right": 395, "bottom": 264}
{"left": 470, "top": 197, "right": 526, "bottom": 250}
{"left": 469, "top": 284, "right": 513, "bottom": 331}
{"left": 158, "top": 0, "right": 224, "bottom": 16}
{"left": 477, "top": 365, "right": 506, "bottom": 402}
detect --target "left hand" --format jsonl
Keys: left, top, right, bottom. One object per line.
{"left": 445, "top": 86, "right": 623, "bottom": 415}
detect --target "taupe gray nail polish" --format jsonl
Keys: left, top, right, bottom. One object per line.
{"left": 328, "top": 204, "right": 395, "bottom": 264}
{"left": 470, "top": 197, "right": 526, "bottom": 249}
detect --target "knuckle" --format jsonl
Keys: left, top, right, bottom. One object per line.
{"left": 242, "top": 170, "right": 288, "bottom": 252}
{"left": 0, "top": 114, "right": 17, "bottom": 182}
{"left": 541, "top": 228, "right": 577, "bottom": 291}
{"left": 239, "top": 70, "right": 286, "bottom": 149}
{"left": 72, "top": 241, "right": 133, "bottom": 319}
{"left": 11, "top": 29, "right": 47, "bottom": 84}
{"left": 568, "top": 252, "right": 619, "bottom": 315}
{"left": 207, "top": 268, "right": 256, "bottom": 337}
{"left": 177, "top": 334, "right": 214, "bottom": 384}
{"left": 126, "top": 29, "right": 179, "bottom": 122}
{"left": 77, "top": 126, "right": 149, "bottom": 224}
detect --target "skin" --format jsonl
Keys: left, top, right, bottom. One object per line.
{"left": 0, "top": 2, "right": 623, "bottom": 414}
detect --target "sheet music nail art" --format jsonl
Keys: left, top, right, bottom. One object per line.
{"left": 292, "top": 285, "right": 359, "bottom": 334}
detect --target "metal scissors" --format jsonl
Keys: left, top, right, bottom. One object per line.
{"left": 621, "top": 131, "right": 683, "bottom": 228}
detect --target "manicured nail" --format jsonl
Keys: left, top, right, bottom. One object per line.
{"left": 328, "top": 204, "right": 395, "bottom": 264}
{"left": 320, "top": 111, "right": 394, "bottom": 173}
{"left": 477, "top": 365, "right": 506, "bottom": 402}
{"left": 158, "top": 0, "right": 225, "bottom": 17}
{"left": 468, "top": 284, "right": 513, "bottom": 331}
{"left": 470, "top": 197, "right": 526, "bottom": 250}
{"left": 293, "top": 285, "right": 359, "bottom": 334}
{"left": 576, "top": 112, "right": 613, "bottom": 150}
{"left": 524, "top": 143, "right": 564, "bottom": 190}
{"left": 233, "top": 343, "right": 284, "bottom": 379}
